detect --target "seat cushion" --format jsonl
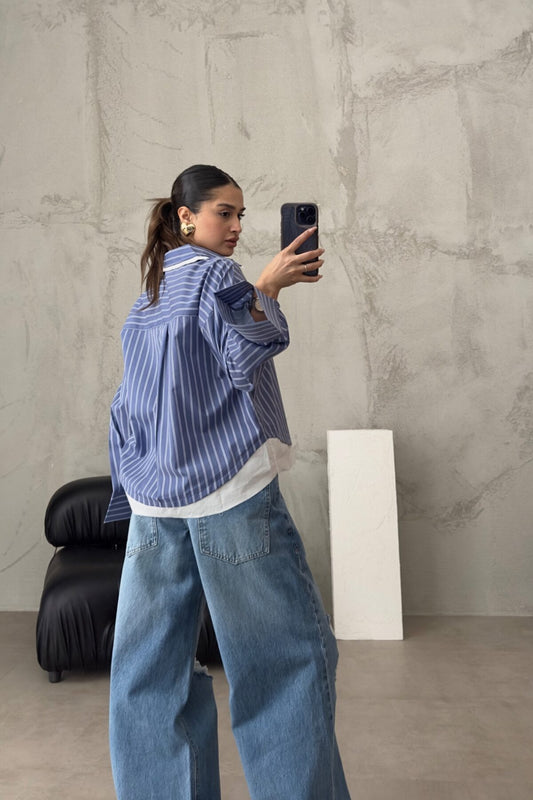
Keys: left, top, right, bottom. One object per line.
{"left": 36, "top": 545, "right": 221, "bottom": 676}
{"left": 45, "top": 476, "right": 129, "bottom": 548}
{"left": 36, "top": 546, "right": 125, "bottom": 673}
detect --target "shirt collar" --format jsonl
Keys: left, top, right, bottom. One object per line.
{"left": 163, "top": 245, "right": 210, "bottom": 273}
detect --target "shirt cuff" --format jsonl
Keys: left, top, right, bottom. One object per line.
{"left": 215, "top": 281, "right": 289, "bottom": 344}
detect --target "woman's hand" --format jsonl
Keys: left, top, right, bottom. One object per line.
{"left": 255, "top": 227, "right": 324, "bottom": 300}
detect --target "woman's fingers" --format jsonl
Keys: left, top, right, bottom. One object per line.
{"left": 286, "top": 226, "right": 319, "bottom": 252}
{"left": 283, "top": 228, "right": 325, "bottom": 269}
{"left": 297, "top": 271, "right": 323, "bottom": 284}
{"left": 294, "top": 247, "right": 324, "bottom": 264}
{"left": 287, "top": 258, "right": 324, "bottom": 284}
{"left": 256, "top": 236, "right": 325, "bottom": 295}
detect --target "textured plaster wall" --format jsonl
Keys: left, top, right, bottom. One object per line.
{"left": 1, "top": 0, "right": 533, "bottom": 613}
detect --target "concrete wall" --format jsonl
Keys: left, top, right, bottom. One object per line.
{"left": 1, "top": 0, "right": 532, "bottom": 614}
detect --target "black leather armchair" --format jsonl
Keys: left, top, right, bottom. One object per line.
{"left": 36, "top": 476, "right": 221, "bottom": 682}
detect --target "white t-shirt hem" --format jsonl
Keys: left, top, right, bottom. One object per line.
{"left": 127, "top": 439, "right": 293, "bottom": 518}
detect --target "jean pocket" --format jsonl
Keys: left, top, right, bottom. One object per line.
{"left": 126, "top": 515, "right": 158, "bottom": 557}
{"left": 198, "top": 482, "right": 272, "bottom": 564}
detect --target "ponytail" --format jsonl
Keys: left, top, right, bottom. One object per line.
{"left": 140, "top": 198, "right": 181, "bottom": 307}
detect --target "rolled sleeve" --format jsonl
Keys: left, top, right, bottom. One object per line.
{"left": 215, "top": 281, "right": 289, "bottom": 345}
{"left": 199, "top": 263, "right": 290, "bottom": 392}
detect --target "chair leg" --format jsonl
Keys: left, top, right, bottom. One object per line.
{"left": 48, "top": 670, "right": 63, "bottom": 683}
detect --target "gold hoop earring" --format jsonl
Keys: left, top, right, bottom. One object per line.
{"left": 180, "top": 221, "right": 196, "bottom": 236}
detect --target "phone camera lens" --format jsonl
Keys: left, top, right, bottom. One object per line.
{"left": 297, "top": 205, "right": 316, "bottom": 226}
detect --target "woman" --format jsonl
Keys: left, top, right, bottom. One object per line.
{"left": 105, "top": 164, "right": 351, "bottom": 800}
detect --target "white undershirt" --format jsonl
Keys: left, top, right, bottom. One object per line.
{"left": 127, "top": 439, "right": 293, "bottom": 518}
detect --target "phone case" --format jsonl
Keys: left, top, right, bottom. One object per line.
{"left": 280, "top": 203, "right": 319, "bottom": 275}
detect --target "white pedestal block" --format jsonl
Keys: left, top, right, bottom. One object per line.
{"left": 327, "top": 430, "right": 403, "bottom": 640}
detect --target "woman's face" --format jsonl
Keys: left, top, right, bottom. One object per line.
{"left": 179, "top": 184, "right": 245, "bottom": 257}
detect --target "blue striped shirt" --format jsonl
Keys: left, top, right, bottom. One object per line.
{"left": 105, "top": 244, "right": 291, "bottom": 522}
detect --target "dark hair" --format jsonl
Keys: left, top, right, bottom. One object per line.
{"left": 141, "top": 164, "right": 240, "bottom": 306}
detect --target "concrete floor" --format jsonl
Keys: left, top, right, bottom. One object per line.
{"left": 1, "top": 613, "right": 533, "bottom": 799}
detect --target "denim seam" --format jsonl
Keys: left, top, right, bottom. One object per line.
{"left": 197, "top": 484, "right": 272, "bottom": 564}
{"left": 294, "top": 544, "right": 336, "bottom": 730}
{"left": 126, "top": 517, "right": 158, "bottom": 557}
{"left": 309, "top": 585, "right": 336, "bottom": 726}
{"left": 176, "top": 716, "right": 199, "bottom": 800}
{"left": 174, "top": 592, "right": 206, "bottom": 800}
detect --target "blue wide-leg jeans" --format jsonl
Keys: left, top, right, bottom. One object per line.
{"left": 109, "top": 477, "right": 351, "bottom": 800}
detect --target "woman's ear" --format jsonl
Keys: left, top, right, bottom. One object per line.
{"left": 177, "top": 205, "right": 193, "bottom": 224}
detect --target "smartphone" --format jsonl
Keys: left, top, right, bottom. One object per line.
{"left": 280, "top": 202, "right": 319, "bottom": 276}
